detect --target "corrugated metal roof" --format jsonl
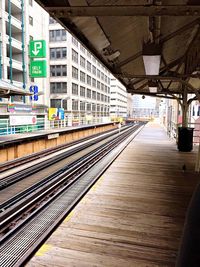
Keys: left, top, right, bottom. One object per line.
{"left": 36, "top": 0, "right": 200, "bottom": 99}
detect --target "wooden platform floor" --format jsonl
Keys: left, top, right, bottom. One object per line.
{"left": 26, "top": 122, "right": 199, "bottom": 267}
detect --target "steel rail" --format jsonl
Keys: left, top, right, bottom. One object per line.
{"left": 0, "top": 127, "right": 116, "bottom": 173}
{"left": 0, "top": 126, "right": 129, "bottom": 190}
{"left": 0, "top": 124, "right": 139, "bottom": 232}
{"left": 0, "top": 123, "right": 144, "bottom": 267}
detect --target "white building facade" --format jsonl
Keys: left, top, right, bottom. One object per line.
{"left": 110, "top": 76, "right": 128, "bottom": 119}
{"left": 49, "top": 18, "right": 111, "bottom": 126}
{"left": 0, "top": 0, "right": 49, "bottom": 133}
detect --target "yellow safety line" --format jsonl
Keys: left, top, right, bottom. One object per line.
{"left": 91, "top": 176, "right": 104, "bottom": 191}
{"left": 64, "top": 210, "right": 74, "bottom": 223}
{"left": 35, "top": 244, "right": 52, "bottom": 256}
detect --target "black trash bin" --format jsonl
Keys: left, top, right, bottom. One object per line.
{"left": 177, "top": 127, "right": 194, "bottom": 152}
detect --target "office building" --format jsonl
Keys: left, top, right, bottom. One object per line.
{"left": 110, "top": 76, "right": 128, "bottom": 119}
{"left": 49, "top": 18, "right": 111, "bottom": 126}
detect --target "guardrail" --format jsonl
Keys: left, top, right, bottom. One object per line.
{"left": 0, "top": 117, "right": 109, "bottom": 135}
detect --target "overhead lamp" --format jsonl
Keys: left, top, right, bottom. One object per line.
{"left": 106, "top": 50, "right": 120, "bottom": 61}
{"left": 143, "top": 43, "right": 162, "bottom": 75}
{"left": 192, "top": 65, "right": 200, "bottom": 75}
{"left": 148, "top": 80, "right": 158, "bottom": 93}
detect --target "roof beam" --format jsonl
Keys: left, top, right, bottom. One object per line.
{"left": 116, "top": 18, "right": 200, "bottom": 68}
{"left": 114, "top": 73, "right": 200, "bottom": 80}
{"left": 130, "top": 55, "right": 185, "bottom": 87}
{"left": 130, "top": 91, "right": 181, "bottom": 100}
{"left": 47, "top": 6, "right": 200, "bottom": 17}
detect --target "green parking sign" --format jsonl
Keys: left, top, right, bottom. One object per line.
{"left": 30, "top": 60, "right": 47, "bottom": 78}
{"left": 29, "top": 40, "right": 46, "bottom": 58}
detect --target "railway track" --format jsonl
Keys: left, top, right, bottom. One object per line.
{"left": 0, "top": 127, "right": 117, "bottom": 174}
{"left": 0, "top": 126, "right": 129, "bottom": 190}
{"left": 0, "top": 123, "right": 144, "bottom": 267}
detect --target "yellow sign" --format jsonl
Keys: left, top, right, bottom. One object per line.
{"left": 48, "top": 108, "right": 57, "bottom": 120}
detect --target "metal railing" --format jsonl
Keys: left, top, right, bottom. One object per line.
{"left": 167, "top": 121, "right": 200, "bottom": 145}
{"left": 0, "top": 117, "right": 110, "bottom": 135}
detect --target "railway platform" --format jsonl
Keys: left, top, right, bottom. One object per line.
{"left": 0, "top": 122, "right": 116, "bottom": 163}
{"left": 26, "top": 122, "right": 199, "bottom": 267}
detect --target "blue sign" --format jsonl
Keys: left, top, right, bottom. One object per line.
{"left": 58, "top": 108, "right": 65, "bottom": 120}
{"left": 30, "top": 85, "right": 39, "bottom": 101}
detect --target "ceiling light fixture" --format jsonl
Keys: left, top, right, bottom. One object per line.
{"left": 148, "top": 80, "right": 158, "bottom": 93}
{"left": 143, "top": 43, "right": 162, "bottom": 75}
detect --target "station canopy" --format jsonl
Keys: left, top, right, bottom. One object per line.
{"left": 0, "top": 80, "right": 32, "bottom": 98}
{"left": 36, "top": 0, "right": 200, "bottom": 100}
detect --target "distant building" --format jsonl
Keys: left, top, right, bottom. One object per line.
{"left": 110, "top": 76, "right": 128, "bottom": 119}
{"left": 132, "top": 95, "right": 157, "bottom": 118}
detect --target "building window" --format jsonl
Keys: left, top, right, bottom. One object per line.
{"left": 72, "top": 83, "right": 78, "bottom": 95}
{"left": 101, "top": 72, "right": 104, "bottom": 81}
{"left": 50, "top": 82, "right": 67, "bottom": 94}
{"left": 50, "top": 47, "right": 67, "bottom": 60}
{"left": 105, "top": 75, "right": 108, "bottom": 83}
{"left": 97, "top": 81, "right": 100, "bottom": 90}
{"left": 87, "top": 75, "right": 91, "bottom": 85}
{"left": 50, "top": 65, "right": 67, "bottom": 77}
{"left": 72, "top": 49, "right": 78, "bottom": 63}
{"left": 80, "top": 102, "right": 85, "bottom": 111}
{"left": 101, "top": 83, "right": 105, "bottom": 92}
{"left": 87, "top": 103, "right": 91, "bottom": 111}
{"left": 29, "top": 16, "right": 33, "bottom": 26}
{"left": 80, "top": 56, "right": 86, "bottom": 68}
{"left": 92, "top": 78, "right": 96, "bottom": 88}
{"left": 80, "top": 45, "right": 85, "bottom": 54}
{"left": 92, "top": 56, "right": 96, "bottom": 64}
{"left": 72, "top": 100, "right": 79, "bottom": 111}
{"left": 72, "top": 36, "right": 78, "bottom": 47}
{"left": 92, "top": 65, "right": 96, "bottom": 76}
{"left": 72, "top": 66, "right": 78, "bottom": 79}
{"left": 92, "top": 103, "right": 96, "bottom": 112}
{"left": 63, "top": 100, "right": 68, "bottom": 110}
{"left": 87, "top": 51, "right": 91, "bottom": 59}
{"left": 97, "top": 69, "right": 100, "bottom": 78}
{"left": 80, "top": 86, "right": 85, "bottom": 97}
{"left": 49, "top": 30, "right": 67, "bottom": 42}
{"left": 51, "top": 99, "right": 61, "bottom": 108}
{"left": 29, "top": 0, "right": 33, "bottom": 6}
{"left": 80, "top": 71, "right": 86, "bottom": 83}
{"left": 87, "top": 89, "right": 91, "bottom": 98}
{"left": 97, "top": 92, "right": 100, "bottom": 101}
{"left": 92, "top": 91, "right": 96, "bottom": 100}
{"left": 87, "top": 61, "right": 91, "bottom": 72}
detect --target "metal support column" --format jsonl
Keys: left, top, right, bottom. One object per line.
{"left": 21, "top": 0, "right": 26, "bottom": 89}
{"left": 0, "top": 33, "right": 2, "bottom": 79}
{"left": 8, "top": 0, "right": 12, "bottom": 83}
{"left": 181, "top": 87, "right": 189, "bottom": 127}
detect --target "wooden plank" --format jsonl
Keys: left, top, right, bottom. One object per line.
{"left": 26, "top": 122, "right": 199, "bottom": 266}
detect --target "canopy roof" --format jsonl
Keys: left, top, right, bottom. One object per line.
{"left": 0, "top": 80, "right": 32, "bottom": 98}
{"left": 36, "top": 0, "right": 200, "bottom": 100}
